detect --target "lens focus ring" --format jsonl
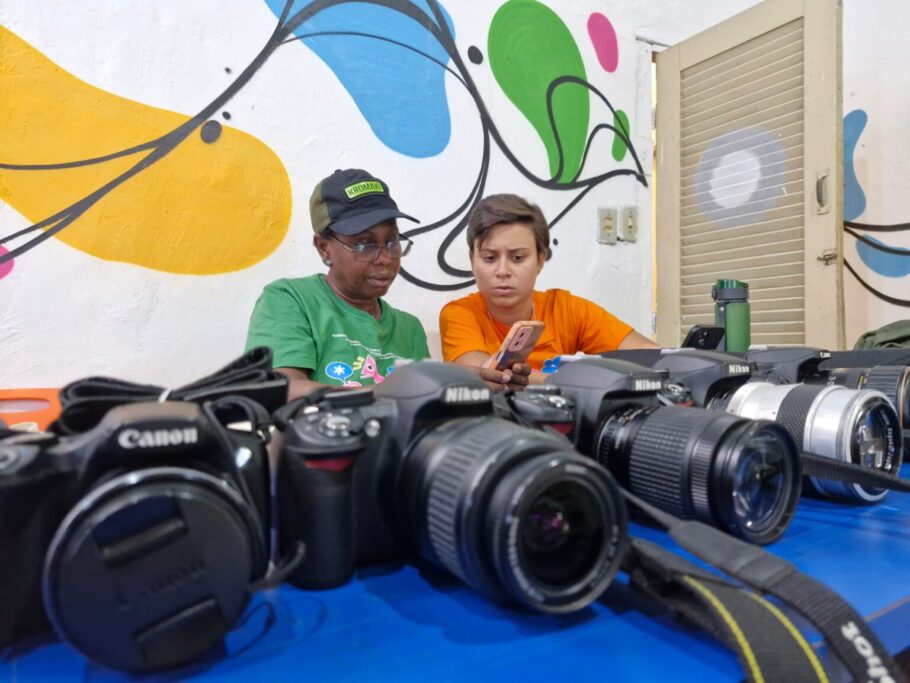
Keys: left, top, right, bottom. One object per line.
{"left": 776, "top": 384, "right": 826, "bottom": 450}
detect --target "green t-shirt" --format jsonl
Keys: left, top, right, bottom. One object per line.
{"left": 244, "top": 274, "right": 429, "bottom": 387}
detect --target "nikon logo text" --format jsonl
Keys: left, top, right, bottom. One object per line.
{"left": 117, "top": 427, "right": 199, "bottom": 449}
{"left": 634, "top": 379, "right": 662, "bottom": 392}
{"left": 841, "top": 620, "right": 896, "bottom": 683}
{"left": 726, "top": 364, "right": 751, "bottom": 376}
{"left": 444, "top": 386, "right": 491, "bottom": 404}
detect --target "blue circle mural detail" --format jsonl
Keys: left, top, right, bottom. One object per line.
{"left": 693, "top": 127, "right": 788, "bottom": 228}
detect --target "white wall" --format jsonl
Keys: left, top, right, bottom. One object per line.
{"left": 841, "top": 0, "right": 910, "bottom": 346}
{"left": 0, "top": 0, "right": 759, "bottom": 388}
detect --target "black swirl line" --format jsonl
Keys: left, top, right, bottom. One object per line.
{"left": 1, "top": 0, "right": 648, "bottom": 294}
{"left": 845, "top": 259, "right": 910, "bottom": 308}
{"left": 844, "top": 225, "right": 910, "bottom": 256}
{"left": 845, "top": 220, "right": 910, "bottom": 232}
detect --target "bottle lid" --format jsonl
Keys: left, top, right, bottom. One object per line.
{"left": 711, "top": 278, "right": 749, "bottom": 301}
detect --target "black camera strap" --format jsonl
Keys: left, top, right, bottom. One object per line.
{"left": 622, "top": 491, "right": 904, "bottom": 683}
{"left": 625, "top": 539, "right": 828, "bottom": 683}
{"left": 52, "top": 347, "right": 288, "bottom": 434}
{"left": 800, "top": 451, "right": 910, "bottom": 494}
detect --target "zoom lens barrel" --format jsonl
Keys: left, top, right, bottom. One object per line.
{"left": 722, "top": 383, "right": 903, "bottom": 502}
{"left": 594, "top": 405, "right": 800, "bottom": 544}
{"left": 406, "top": 417, "right": 626, "bottom": 614}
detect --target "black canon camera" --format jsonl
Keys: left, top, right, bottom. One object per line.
{"left": 0, "top": 400, "right": 271, "bottom": 673}
{"left": 650, "top": 349, "right": 904, "bottom": 503}
{"left": 516, "top": 358, "right": 802, "bottom": 545}
{"left": 274, "top": 361, "right": 628, "bottom": 614}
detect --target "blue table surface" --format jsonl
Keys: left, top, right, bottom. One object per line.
{"left": 5, "top": 467, "right": 910, "bottom": 682}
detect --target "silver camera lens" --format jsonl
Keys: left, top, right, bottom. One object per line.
{"left": 721, "top": 383, "right": 903, "bottom": 502}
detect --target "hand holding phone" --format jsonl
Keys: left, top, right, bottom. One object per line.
{"left": 483, "top": 320, "right": 545, "bottom": 371}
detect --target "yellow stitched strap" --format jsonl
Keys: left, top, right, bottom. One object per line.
{"left": 744, "top": 592, "right": 830, "bottom": 683}
{"left": 682, "top": 576, "right": 765, "bottom": 683}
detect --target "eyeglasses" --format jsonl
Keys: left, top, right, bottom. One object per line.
{"left": 328, "top": 234, "right": 413, "bottom": 262}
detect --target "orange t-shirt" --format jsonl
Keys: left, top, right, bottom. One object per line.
{"left": 439, "top": 289, "right": 633, "bottom": 372}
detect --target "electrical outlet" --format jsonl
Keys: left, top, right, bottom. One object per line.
{"left": 597, "top": 207, "right": 618, "bottom": 244}
{"left": 619, "top": 206, "right": 638, "bottom": 243}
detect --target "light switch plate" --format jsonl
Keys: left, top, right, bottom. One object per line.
{"left": 597, "top": 207, "right": 618, "bottom": 244}
{"left": 619, "top": 206, "right": 638, "bottom": 243}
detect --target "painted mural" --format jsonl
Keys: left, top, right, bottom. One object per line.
{"left": 0, "top": 0, "right": 645, "bottom": 290}
{"left": 0, "top": 26, "right": 292, "bottom": 276}
{"left": 842, "top": 108, "right": 910, "bottom": 308}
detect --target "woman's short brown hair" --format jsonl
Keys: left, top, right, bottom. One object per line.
{"left": 466, "top": 194, "right": 550, "bottom": 256}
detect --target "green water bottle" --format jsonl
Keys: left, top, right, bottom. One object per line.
{"left": 712, "top": 279, "right": 750, "bottom": 352}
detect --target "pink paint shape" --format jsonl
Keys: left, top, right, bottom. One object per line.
{"left": 587, "top": 13, "right": 619, "bottom": 73}
{"left": 0, "top": 246, "right": 13, "bottom": 280}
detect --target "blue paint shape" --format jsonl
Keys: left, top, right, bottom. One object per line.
{"left": 844, "top": 109, "right": 867, "bottom": 221}
{"left": 265, "top": 0, "right": 455, "bottom": 158}
{"left": 855, "top": 235, "right": 910, "bottom": 278}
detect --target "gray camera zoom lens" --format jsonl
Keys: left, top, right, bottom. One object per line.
{"left": 806, "top": 366, "right": 910, "bottom": 435}
{"left": 722, "top": 383, "right": 903, "bottom": 502}
{"left": 407, "top": 417, "right": 626, "bottom": 614}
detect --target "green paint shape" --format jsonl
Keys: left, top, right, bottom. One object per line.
{"left": 612, "top": 109, "right": 630, "bottom": 162}
{"left": 488, "top": 0, "right": 588, "bottom": 183}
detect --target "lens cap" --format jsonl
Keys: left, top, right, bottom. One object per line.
{"left": 43, "top": 468, "right": 266, "bottom": 673}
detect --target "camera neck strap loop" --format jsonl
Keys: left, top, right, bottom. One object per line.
{"left": 271, "top": 388, "right": 336, "bottom": 430}
{"left": 800, "top": 451, "right": 910, "bottom": 494}
{"left": 249, "top": 542, "right": 306, "bottom": 594}
{"left": 622, "top": 490, "right": 905, "bottom": 683}
{"left": 52, "top": 347, "right": 288, "bottom": 435}
{"left": 625, "top": 538, "right": 829, "bottom": 683}
{"left": 206, "top": 396, "right": 273, "bottom": 444}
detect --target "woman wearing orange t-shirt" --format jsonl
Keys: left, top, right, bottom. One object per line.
{"left": 440, "top": 194, "right": 658, "bottom": 386}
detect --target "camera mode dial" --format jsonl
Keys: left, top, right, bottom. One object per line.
{"left": 321, "top": 414, "right": 352, "bottom": 437}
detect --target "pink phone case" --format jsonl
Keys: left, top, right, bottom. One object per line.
{"left": 483, "top": 321, "right": 545, "bottom": 370}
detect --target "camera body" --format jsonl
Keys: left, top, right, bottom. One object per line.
{"left": 275, "top": 364, "right": 492, "bottom": 587}
{"left": 0, "top": 401, "right": 270, "bottom": 673}
{"left": 545, "top": 357, "right": 667, "bottom": 455}
{"left": 276, "top": 361, "right": 628, "bottom": 614}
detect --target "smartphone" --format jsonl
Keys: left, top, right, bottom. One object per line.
{"left": 681, "top": 324, "right": 726, "bottom": 350}
{"left": 483, "top": 320, "right": 545, "bottom": 371}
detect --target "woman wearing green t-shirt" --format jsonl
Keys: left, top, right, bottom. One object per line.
{"left": 245, "top": 168, "right": 528, "bottom": 399}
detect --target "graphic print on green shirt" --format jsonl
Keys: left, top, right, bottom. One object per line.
{"left": 244, "top": 274, "right": 429, "bottom": 387}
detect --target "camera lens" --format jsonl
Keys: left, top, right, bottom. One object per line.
{"left": 405, "top": 417, "right": 626, "bottom": 614}
{"left": 723, "top": 383, "right": 904, "bottom": 502}
{"left": 43, "top": 467, "right": 267, "bottom": 673}
{"left": 807, "top": 366, "right": 910, "bottom": 437}
{"left": 519, "top": 482, "right": 604, "bottom": 586}
{"left": 722, "top": 420, "right": 797, "bottom": 540}
{"left": 595, "top": 405, "right": 800, "bottom": 544}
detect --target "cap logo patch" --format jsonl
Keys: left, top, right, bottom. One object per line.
{"left": 344, "top": 180, "right": 385, "bottom": 200}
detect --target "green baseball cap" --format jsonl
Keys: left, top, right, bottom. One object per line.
{"left": 309, "top": 168, "right": 419, "bottom": 236}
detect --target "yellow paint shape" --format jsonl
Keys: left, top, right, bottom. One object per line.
{"left": 0, "top": 27, "right": 291, "bottom": 274}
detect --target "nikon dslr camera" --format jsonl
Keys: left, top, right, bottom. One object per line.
{"left": 275, "top": 361, "right": 628, "bottom": 614}
{"left": 0, "top": 400, "right": 271, "bottom": 673}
